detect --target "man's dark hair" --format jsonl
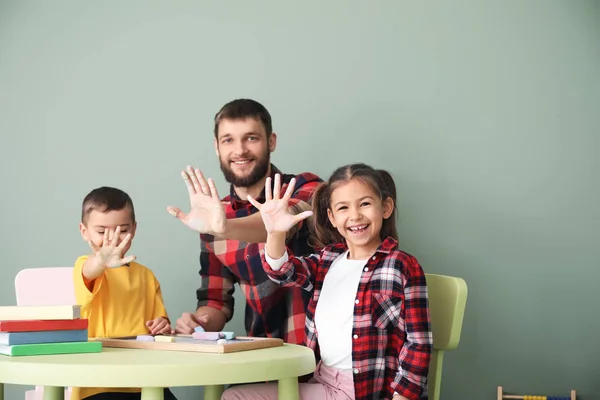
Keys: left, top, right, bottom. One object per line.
{"left": 81, "top": 186, "right": 135, "bottom": 224}
{"left": 213, "top": 99, "right": 273, "bottom": 138}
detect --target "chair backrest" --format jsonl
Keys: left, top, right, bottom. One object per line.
{"left": 16, "top": 268, "right": 76, "bottom": 399}
{"left": 15, "top": 267, "right": 76, "bottom": 306}
{"left": 425, "top": 273, "right": 468, "bottom": 400}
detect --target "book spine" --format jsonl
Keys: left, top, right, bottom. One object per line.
{"left": 0, "top": 329, "right": 88, "bottom": 345}
{"left": 0, "top": 305, "right": 80, "bottom": 321}
{"left": 0, "top": 341, "right": 102, "bottom": 356}
{"left": 0, "top": 319, "right": 88, "bottom": 332}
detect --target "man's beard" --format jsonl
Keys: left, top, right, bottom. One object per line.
{"left": 220, "top": 151, "right": 271, "bottom": 189}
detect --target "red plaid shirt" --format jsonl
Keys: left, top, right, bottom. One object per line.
{"left": 262, "top": 236, "right": 432, "bottom": 400}
{"left": 196, "top": 164, "right": 322, "bottom": 345}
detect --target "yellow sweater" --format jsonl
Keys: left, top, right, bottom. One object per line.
{"left": 71, "top": 255, "right": 169, "bottom": 400}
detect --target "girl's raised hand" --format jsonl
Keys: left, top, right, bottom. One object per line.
{"left": 247, "top": 174, "right": 313, "bottom": 235}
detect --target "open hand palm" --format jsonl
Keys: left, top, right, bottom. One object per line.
{"left": 185, "top": 193, "right": 226, "bottom": 234}
{"left": 88, "top": 226, "right": 136, "bottom": 269}
{"left": 247, "top": 174, "right": 313, "bottom": 235}
{"left": 258, "top": 197, "right": 299, "bottom": 234}
{"left": 95, "top": 247, "right": 128, "bottom": 269}
{"left": 167, "top": 166, "right": 226, "bottom": 235}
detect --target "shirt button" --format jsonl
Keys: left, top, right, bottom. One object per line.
{"left": 355, "top": 299, "right": 359, "bottom": 304}
{"left": 353, "top": 334, "right": 358, "bottom": 339}
{"left": 371, "top": 256, "right": 376, "bottom": 260}
{"left": 364, "top": 267, "right": 369, "bottom": 272}
{"left": 353, "top": 368, "right": 359, "bottom": 374}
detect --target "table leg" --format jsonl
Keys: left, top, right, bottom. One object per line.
{"left": 140, "top": 387, "right": 164, "bottom": 400}
{"left": 278, "top": 377, "right": 299, "bottom": 400}
{"left": 204, "top": 384, "right": 224, "bottom": 400}
{"left": 43, "top": 386, "right": 64, "bottom": 400}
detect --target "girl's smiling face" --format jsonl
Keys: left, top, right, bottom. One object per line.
{"left": 327, "top": 178, "right": 394, "bottom": 259}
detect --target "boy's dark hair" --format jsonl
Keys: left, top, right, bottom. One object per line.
{"left": 310, "top": 163, "right": 398, "bottom": 249}
{"left": 81, "top": 186, "right": 135, "bottom": 224}
{"left": 213, "top": 98, "right": 273, "bottom": 139}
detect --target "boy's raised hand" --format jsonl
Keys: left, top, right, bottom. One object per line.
{"left": 167, "top": 165, "right": 226, "bottom": 236}
{"left": 88, "top": 226, "right": 136, "bottom": 269}
{"left": 247, "top": 174, "right": 313, "bottom": 235}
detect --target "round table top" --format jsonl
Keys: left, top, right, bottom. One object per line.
{"left": 0, "top": 344, "right": 316, "bottom": 388}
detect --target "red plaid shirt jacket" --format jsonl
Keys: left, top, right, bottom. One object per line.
{"left": 196, "top": 164, "right": 322, "bottom": 346}
{"left": 262, "top": 236, "right": 432, "bottom": 400}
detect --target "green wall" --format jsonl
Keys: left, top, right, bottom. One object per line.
{"left": 1, "top": 1, "right": 598, "bottom": 399}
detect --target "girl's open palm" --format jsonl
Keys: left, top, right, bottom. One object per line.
{"left": 247, "top": 174, "right": 313, "bottom": 234}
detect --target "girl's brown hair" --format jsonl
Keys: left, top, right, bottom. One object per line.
{"left": 309, "top": 163, "right": 398, "bottom": 249}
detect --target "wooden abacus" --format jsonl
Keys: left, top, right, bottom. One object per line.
{"left": 497, "top": 386, "right": 576, "bottom": 400}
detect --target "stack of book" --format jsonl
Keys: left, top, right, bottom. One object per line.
{"left": 0, "top": 304, "right": 102, "bottom": 356}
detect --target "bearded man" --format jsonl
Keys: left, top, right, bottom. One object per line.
{"left": 168, "top": 99, "right": 322, "bottom": 347}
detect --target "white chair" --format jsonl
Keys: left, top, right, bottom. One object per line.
{"left": 15, "top": 267, "right": 76, "bottom": 400}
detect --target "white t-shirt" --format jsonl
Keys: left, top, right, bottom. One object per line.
{"left": 265, "top": 250, "right": 367, "bottom": 370}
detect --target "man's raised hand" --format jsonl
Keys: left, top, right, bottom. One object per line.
{"left": 167, "top": 165, "right": 226, "bottom": 236}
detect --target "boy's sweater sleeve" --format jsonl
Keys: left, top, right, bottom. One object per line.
{"left": 73, "top": 255, "right": 104, "bottom": 308}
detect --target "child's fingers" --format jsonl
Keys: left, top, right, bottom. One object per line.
{"left": 246, "top": 195, "right": 262, "bottom": 210}
{"left": 152, "top": 320, "right": 169, "bottom": 335}
{"left": 117, "top": 233, "right": 132, "bottom": 250}
{"left": 161, "top": 323, "right": 172, "bottom": 335}
{"left": 121, "top": 255, "right": 136, "bottom": 265}
{"left": 102, "top": 230, "right": 109, "bottom": 247}
{"left": 273, "top": 174, "right": 281, "bottom": 199}
{"left": 111, "top": 226, "right": 121, "bottom": 246}
{"left": 283, "top": 178, "right": 296, "bottom": 201}
{"left": 107, "top": 257, "right": 134, "bottom": 269}
{"left": 265, "top": 177, "right": 272, "bottom": 200}
{"left": 147, "top": 319, "right": 161, "bottom": 334}
{"left": 293, "top": 210, "right": 313, "bottom": 224}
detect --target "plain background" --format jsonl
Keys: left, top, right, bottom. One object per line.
{"left": 1, "top": 1, "right": 599, "bottom": 399}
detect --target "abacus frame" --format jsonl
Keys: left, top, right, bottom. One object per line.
{"left": 497, "top": 386, "right": 576, "bottom": 400}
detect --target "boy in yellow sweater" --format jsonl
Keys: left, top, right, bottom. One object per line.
{"left": 72, "top": 186, "right": 177, "bottom": 400}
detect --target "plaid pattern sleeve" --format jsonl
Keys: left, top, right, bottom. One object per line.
{"left": 196, "top": 237, "right": 237, "bottom": 321}
{"left": 288, "top": 172, "right": 321, "bottom": 206}
{"left": 284, "top": 173, "right": 321, "bottom": 239}
{"left": 391, "top": 257, "right": 432, "bottom": 399}
{"left": 261, "top": 250, "right": 321, "bottom": 293}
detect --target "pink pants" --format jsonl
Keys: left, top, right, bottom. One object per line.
{"left": 220, "top": 361, "right": 355, "bottom": 400}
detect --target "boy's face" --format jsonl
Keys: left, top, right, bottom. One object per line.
{"left": 79, "top": 208, "right": 136, "bottom": 256}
